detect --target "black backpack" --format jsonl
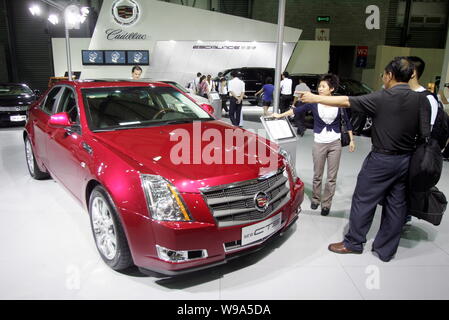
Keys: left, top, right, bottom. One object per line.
{"left": 409, "top": 187, "right": 447, "bottom": 226}
{"left": 425, "top": 91, "right": 449, "bottom": 150}
{"left": 408, "top": 92, "right": 443, "bottom": 192}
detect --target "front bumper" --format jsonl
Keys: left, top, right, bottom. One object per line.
{"left": 124, "top": 178, "right": 304, "bottom": 276}
{"left": 0, "top": 110, "right": 27, "bottom": 124}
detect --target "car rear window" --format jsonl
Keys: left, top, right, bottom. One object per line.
{"left": 82, "top": 86, "right": 213, "bottom": 131}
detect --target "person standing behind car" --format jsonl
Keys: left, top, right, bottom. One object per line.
{"left": 131, "top": 65, "right": 142, "bottom": 79}
{"left": 228, "top": 71, "right": 245, "bottom": 127}
{"left": 218, "top": 74, "right": 229, "bottom": 114}
{"left": 297, "top": 57, "right": 431, "bottom": 262}
{"left": 194, "top": 72, "right": 202, "bottom": 95}
{"left": 274, "top": 74, "right": 355, "bottom": 216}
{"left": 206, "top": 75, "right": 214, "bottom": 93}
{"left": 292, "top": 78, "right": 311, "bottom": 136}
{"left": 255, "top": 77, "right": 275, "bottom": 116}
{"left": 280, "top": 71, "right": 293, "bottom": 113}
{"left": 198, "top": 75, "right": 208, "bottom": 98}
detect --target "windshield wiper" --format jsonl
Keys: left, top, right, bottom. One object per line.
{"left": 163, "top": 118, "right": 215, "bottom": 125}
{"left": 92, "top": 123, "right": 161, "bottom": 132}
{"left": 163, "top": 119, "right": 195, "bottom": 125}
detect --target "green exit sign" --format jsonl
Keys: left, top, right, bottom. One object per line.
{"left": 317, "top": 16, "right": 330, "bottom": 23}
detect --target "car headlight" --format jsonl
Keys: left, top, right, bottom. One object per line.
{"left": 140, "top": 174, "right": 192, "bottom": 221}
{"left": 279, "top": 149, "right": 297, "bottom": 181}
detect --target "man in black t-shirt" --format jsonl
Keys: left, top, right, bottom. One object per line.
{"left": 297, "top": 57, "right": 431, "bottom": 262}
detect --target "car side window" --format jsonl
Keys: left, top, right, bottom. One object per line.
{"left": 41, "top": 87, "right": 63, "bottom": 114}
{"left": 57, "top": 87, "right": 79, "bottom": 123}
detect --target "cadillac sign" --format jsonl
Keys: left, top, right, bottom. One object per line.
{"left": 112, "top": 0, "right": 140, "bottom": 26}
{"left": 105, "top": 28, "right": 147, "bottom": 40}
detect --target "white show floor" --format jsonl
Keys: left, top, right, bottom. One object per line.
{"left": 1, "top": 107, "right": 449, "bottom": 300}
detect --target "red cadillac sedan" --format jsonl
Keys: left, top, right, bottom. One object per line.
{"left": 23, "top": 80, "right": 304, "bottom": 276}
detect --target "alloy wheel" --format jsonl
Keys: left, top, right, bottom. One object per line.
{"left": 91, "top": 196, "right": 118, "bottom": 260}
{"left": 25, "top": 139, "right": 35, "bottom": 173}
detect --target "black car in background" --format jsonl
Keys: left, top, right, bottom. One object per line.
{"left": 0, "top": 83, "right": 39, "bottom": 126}
{"left": 222, "top": 67, "right": 275, "bottom": 105}
{"left": 220, "top": 67, "right": 373, "bottom": 135}
{"left": 290, "top": 74, "right": 374, "bottom": 136}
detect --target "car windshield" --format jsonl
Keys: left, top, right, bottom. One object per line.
{"left": 82, "top": 85, "right": 214, "bottom": 131}
{"left": 163, "top": 81, "right": 189, "bottom": 94}
{"left": 0, "top": 84, "right": 33, "bottom": 96}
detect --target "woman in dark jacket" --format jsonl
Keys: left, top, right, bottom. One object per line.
{"left": 274, "top": 74, "right": 355, "bottom": 216}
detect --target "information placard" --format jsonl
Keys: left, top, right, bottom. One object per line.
{"left": 261, "top": 116, "right": 297, "bottom": 141}
{"left": 209, "top": 92, "right": 220, "bottom": 100}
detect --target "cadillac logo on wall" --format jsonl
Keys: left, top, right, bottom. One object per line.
{"left": 112, "top": 0, "right": 140, "bottom": 26}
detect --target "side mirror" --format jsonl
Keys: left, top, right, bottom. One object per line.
{"left": 33, "top": 89, "right": 40, "bottom": 97}
{"left": 200, "top": 103, "right": 215, "bottom": 116}
{"left": 49, "top": 112, "right": 72, "bottom": 128}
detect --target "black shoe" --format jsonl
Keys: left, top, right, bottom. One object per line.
{"left": 311, "top": 203, "right": 319, "bottom": 210}
{"left": 321, "top": 208, "right": 330, "bottom": 216}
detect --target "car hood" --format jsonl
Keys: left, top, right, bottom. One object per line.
{"left": 0, "top": 95, "right": 35, "bottom": 106}
{"left": 93, "top": 120, "right": 282, "bottom": 192}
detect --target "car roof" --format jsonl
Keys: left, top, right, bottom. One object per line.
{"left": 0, "top": 82, "right": 31, "bottom": 87}
{"left": 51, "top": 79, "right": 173, "bottom": 89}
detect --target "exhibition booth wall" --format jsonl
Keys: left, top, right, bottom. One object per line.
{"left": 51, "top": 0, "right": 317, "bottom": 86}
{"left": 52, "top": 38, "right": 330, "bottom": 85}
{"left": 362, "top": 45, "right": 445, "bottom": 90}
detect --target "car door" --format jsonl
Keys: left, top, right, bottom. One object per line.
{"left": 32, "top": 86, "right": 64, "bottom": 168}
{"left": 46, "top": 86, "right": 88, "bottom": 201}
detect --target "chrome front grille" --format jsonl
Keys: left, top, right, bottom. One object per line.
{"left": 0, "top": 106, "right": 29, "bottom": 112}
{"left": 201, "top": 169, "right": 291, "bottom": 227}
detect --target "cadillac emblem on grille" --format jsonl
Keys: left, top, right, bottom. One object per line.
{"left": 254, "top": 192, "right": 270, "bottom": 212}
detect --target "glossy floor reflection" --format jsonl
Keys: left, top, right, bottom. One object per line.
{"left": 1, "top": 109, "right": 449, "bottom": 299}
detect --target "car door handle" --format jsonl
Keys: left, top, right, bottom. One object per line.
{"left": 82, "top": 142, "right": 93, "bottom": 155}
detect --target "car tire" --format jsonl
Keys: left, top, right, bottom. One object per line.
{"left": 24, "top": 136, "right": 50, "bottom": 180}
{"left": 89, "top": 185, "right": 133, "bottom": 271}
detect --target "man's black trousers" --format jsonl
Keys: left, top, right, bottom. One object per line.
{"left": 294, "top": 111, "right": 306, "bottom": 135}
{"left": 280, "top": 94, "right": 292, "bottom": 113}
{"left": 343, "top": 151, "right": 411, "bottom": 261}
{"left": 229, "top": 97, "right": 242, "bottom": 126}
{"left": 220, "top": 94, "right": 228, "bottom": 112}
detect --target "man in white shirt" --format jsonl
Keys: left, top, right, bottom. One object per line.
{"left": 280, "top": 71, "right": 293, "bottom": 113}
{"left": 407, "top": 57, "right": 439, "bottom": 127}
{"left": 228, "top": 71, "right": 245, "bottom": 126}
{"left": 217, "top": 73, "right": 229, "bottom": 113}
{"left": 405, "top": 56, "right": 441, "bottom": 226}
{"left": 194, "top": 72, "right": 202, "bottom": 95}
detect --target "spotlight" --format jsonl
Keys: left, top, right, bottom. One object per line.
{"left": 29, "top": 4, "right": 41, "bottom": 16}
{"left": 48, "top": 14, "right": 59, "bottom": 25}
